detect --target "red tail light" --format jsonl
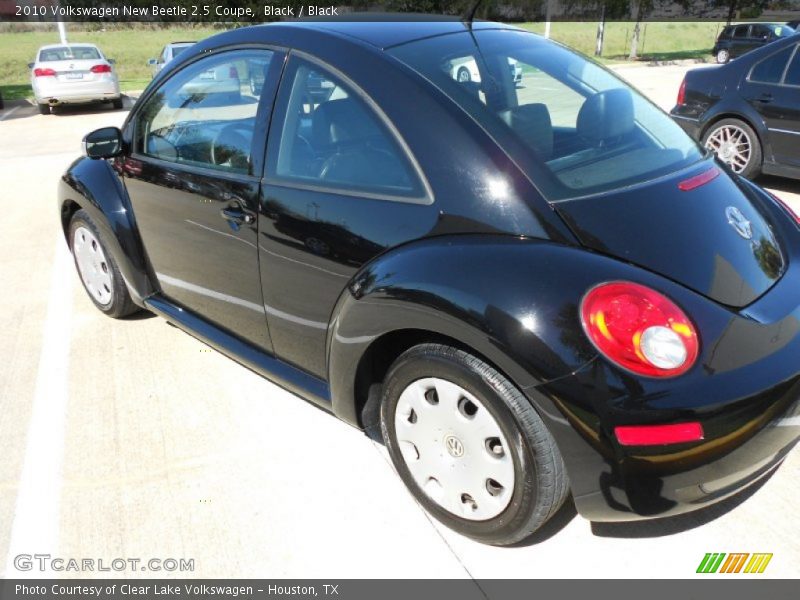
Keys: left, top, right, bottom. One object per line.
{"left": 768, "top": 191, "right": 800, "bottom": 224}
{"left": 228, "top": 66, "right": 239, "bottom": 79}
{"left": 580, "top": 282, "right": 699, "bottom": 377}
{"left": 615, "top": 422, "right": 704, "bottom": 446}
{"left": 678, "top": 166, "right": 720, "bottom": 191}
{"left": 90, "top": 64, "right": 112, "bottom": 74}
{"left": 676, "top": 78, "right": 687, "bottom": 105}
{"left": 33, "top": 68, "right": 56, "bottom": 77}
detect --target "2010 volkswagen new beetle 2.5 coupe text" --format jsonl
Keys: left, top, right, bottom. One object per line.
{"left": 59, "top": 17, "right": 800, "bottom": 545}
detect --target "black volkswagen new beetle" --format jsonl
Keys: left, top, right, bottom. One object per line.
{"left": 59, "top": 19, "right": 800, "bottom": 545}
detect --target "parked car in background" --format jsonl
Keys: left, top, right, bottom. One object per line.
{"left": 450, "top": 56, "right": 522, "bottom": 83}
{"left": 60, "top": 19, "right": 800, "bottom": 547}
{"left": 672, "top": 34, "right": 800, "bottom": 180}
{"left": 148, "top": 41, "right": 196, "bottom": 77}
{"left": 712, "top": 22, "right": 794, "bottom": 63}
{"left": 30, "top": 43, "right": 121, "bottom": 114}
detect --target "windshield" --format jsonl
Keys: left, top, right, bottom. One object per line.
{"left": 171, "top": 45, "right": 192, "bottom": 58}
{"left": 38, "top": 46, "right": 101, "bottom": 62}
{"left": 390, "top": 29, "right": 703, "bottom": 201}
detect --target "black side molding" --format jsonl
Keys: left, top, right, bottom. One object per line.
{"left": 145, "top": 295, "right": 332, "bottom": 409}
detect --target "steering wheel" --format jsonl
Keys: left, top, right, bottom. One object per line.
{"left": 211, "top": 122, "right": 254, "bottom": 171}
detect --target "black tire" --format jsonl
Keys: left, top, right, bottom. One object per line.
{"left": 380, "top": 343, "right": 569, "bottom": 546}
{"left": 38, "top": 103, "right": 50, "bottom": 115}
{"left": 457, "top": 66, "right": 471, "bottom": 83}
{"left": 112, "top": 97, "right": 124, "bottom": 110}
{"left": 702, "top": 118, "right": 762, "bottom": 179}
{"left": 716, "top": 49, "right": 730, "bottom": 64}
{"left": 69, "top": 210, "right": 139, "bottom": 318}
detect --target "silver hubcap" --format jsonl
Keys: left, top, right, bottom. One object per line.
{"left": 73, "top": 226, "right": 113, "bottom": 306}
{"left": 394, "top": 377, "right": 515, "bottom": 521}
{"left": 706, "top": 125, "right": 751, "bottom": 173}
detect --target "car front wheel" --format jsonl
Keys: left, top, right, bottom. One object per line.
{"left": 69, "top": 210, "right": 139, "bottom": 318}
{"left": 702, "top": 118, "right": 762, "bottom": 179}
{"left": 716, "top": 49, "right": 730, "bottom": 64}
{"left": 380, "top": 343, "right": 569, "bottom": 546}
{"left": 456, "top": 67, "right": 471, "bottom": 82}
{"left": 38, "top": 103, "right": 50, "bottom": 115}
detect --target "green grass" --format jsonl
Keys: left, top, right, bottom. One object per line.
{"left": 0, "top": 22, "right": 721, "bottom": 101}
{"left": 0, "top": 26, "right": 226, "bottom": 101}
{"left": 519, "top": 21, "right": 722, "bottom": 63}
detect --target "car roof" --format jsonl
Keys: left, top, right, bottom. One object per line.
{"left": 38, "top": 43, "right": 99, "bottom": 50}
{"left": 261, "top": 15, "right": 521, "bottom": 49}
{"left": 167, "top": 42, "right": 196, "bottom": 47}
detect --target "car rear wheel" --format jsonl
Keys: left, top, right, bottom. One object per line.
{"left": 380, "top": 343, "right": 569, "bottom": 546}
{"left": 69, "top": 210, "right": 139, "bottom": 318}
{"left": 38, "top": 103, "right": 50, "bottom": 115}
{"left": 716, "top": 49, "right": 730, "bottom": 64}
{"left": 112, "top": 98, "right": 124, "bottom": 110}
{"left": 702, "top": 118, "right": 762, "bottom": 179}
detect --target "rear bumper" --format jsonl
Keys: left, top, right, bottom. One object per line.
{"left": 33, "top": 79, "right": 120, "bottom": 104}
{"left": 534, "top": 359, "right": 800, "bottom": 522}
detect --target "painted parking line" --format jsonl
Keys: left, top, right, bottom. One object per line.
{"left": 3, "top": 238, "right": 74, "bottom": 578}
{"left": 0, "top": 106, "right": 21, "bottom": 122}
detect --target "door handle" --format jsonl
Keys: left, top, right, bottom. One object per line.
{"left": 754, "top": 93, "right": 773, "bottom": 103}
{"left": 220, "top": 204, "right": 255, "bottom": 225}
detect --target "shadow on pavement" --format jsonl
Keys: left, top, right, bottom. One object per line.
{"left": 756, "top": 174, "right": 800, "bottom": 196}
{"left": 590, "top": 463, "right": 779, "bottom": 539}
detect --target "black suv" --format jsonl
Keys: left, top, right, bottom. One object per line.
{"left": 713, "top": 22, "right": 795, "bottom": 63}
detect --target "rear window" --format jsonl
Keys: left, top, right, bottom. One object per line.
{"left": 38, "top": 46, "right": 101, "bottom": 62}
{"left": 390, "top": 29, "right": 703, "bottom": 201}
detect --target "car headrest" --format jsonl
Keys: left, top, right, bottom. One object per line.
{"left": 311, "top": 98, "right": 380, "bottom": 149}
{"left": 498, "top": 103, "right": 553, "bottom": 160}
{"left": 577, "top": 88, "right": 634, "bottom": 145}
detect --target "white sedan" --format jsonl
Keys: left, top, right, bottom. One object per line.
{"left": 30, "top": 43, "right": 122, "bottom": 114}
{"left": 451, "top": 56, "right": 523, "bottom": 84}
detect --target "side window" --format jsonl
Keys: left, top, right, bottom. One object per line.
{"left": 733, "top": 26, "right": 750, "bottom": 39}
{"left": 750, "top": 25, "right": 771, "bottom": 40}
{"left": 269, "top": 57, "right": 424, "bottom": 198}
{"left": 784, "top": 47, "right": 800, "bottom": 86}
{"left": 749, "top": 46, "right": 794, "bottom": 84}
{"left": 135, "top": 49, "right": 273, "bottom": 174}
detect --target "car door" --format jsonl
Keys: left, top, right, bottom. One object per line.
{"left": 766, "top": 43, "right": 800, "bottom": 168}
{"left": 258, "top": 54, "right": 435, "bottom": 378}
{"left": 731, "top": 25, "right": 751, "bottom": 57}
{"left": 743, "top": 43, "right": 800, "bottom": 167}
{"left": 749, "top": 24, "right": 773, "bottom": 52}
{"left": 121, "top": 47, "right": 284, "bottom": 351}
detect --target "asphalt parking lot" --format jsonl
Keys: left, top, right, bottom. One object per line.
{"left": 0, "top": 63, "right": 798, "bottom": 580}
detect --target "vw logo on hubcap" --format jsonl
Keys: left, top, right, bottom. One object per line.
{"left": 725, "top": 206, "right": 753, "bottom": 240}
{"left": 444, "top": 434, "right": 465, "bottom": 458}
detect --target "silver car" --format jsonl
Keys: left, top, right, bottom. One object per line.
{"left": 148, "top": 42, "right": 196, "bottom": 77}
{"left": 30, "top": 43, "right": 121, "bottom": 114}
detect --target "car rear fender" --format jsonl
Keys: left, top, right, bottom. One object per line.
{"left": 326, "top": 234, "right": 637, "bottom": 429}
{"left": 59, "top": 156, "right": 154, "bottom": 304}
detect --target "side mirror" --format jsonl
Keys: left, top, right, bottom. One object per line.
{"left": 28, "top": 62, "right": 34, "bottom": 68}
{"left": 148, "top": 58, "right": 157, "bottom": 65}
{"left": 83, "top": 127, "right": 122, "bottom": 159}
{"left": 108, "top": 58, "right": 116, "bottom": 65}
